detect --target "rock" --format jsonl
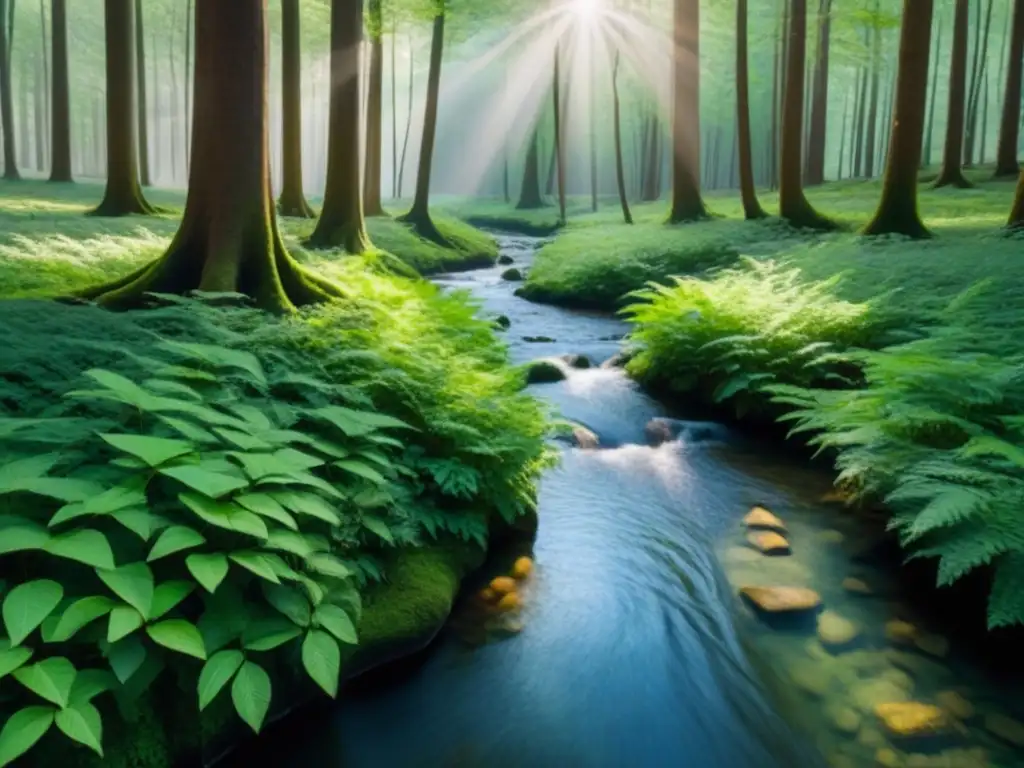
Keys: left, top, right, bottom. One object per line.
{"left": 852, "top": 678, "right": 912, "bottom": 712}
{"left": 935, "top": 691, "right": 974, "bottom": 721}
{"left": 875, "top": 748, "right": 903, "bottom": 767}
{"left": 512, "top": 556, "right": 534, "bottom": 580}
{"left": 874, "top": 702, "right": 948, "bottom": 738}
{"left": 478, "top": 587, "right": 498, "bottom": 603}
{"left": 739, "top": 586, "right": 822, "bottom": 615}
{"left": 600, "top": 350, "right": 635, "bottom": 369}
{"left": 743, "top": 505, "right": 787, "bottom": 532}
{"left": 842, "top": 577, "right": 874, "bottom": 595}
{"left": 818, "top": 529, "right": 846, "bottom": 544}
{"left": 746, "top": 531, "right": 791, "bottom": 555}
{"left": 885, "top": 620, "right": 919, "bottom": 646}
{"left": 560, "top": 353, "right": 592, "bottom": 369}
{"left": 817, "top": 611, "right": 860, "bottom": 650}
{"left": 497, "top": 254, "right": 515, "bottom": 265}
{"left": 496, "top": 592, "right": 521, "bottom": 612}
{"left": 501, "top": 267, "right": 524, "bottom": 281}
{"left": 883, "top": 650, "right": 954, "bottom": 685}
{"left": 524, "top": 359, "right": 565, "bottom": 384}
{"left": 492, "top": 314, "right": 511, "bottom": 330}
{"left": 983, "top": 712, "right": 1024, "bottom": 746}
{"left": 830, "top": 706, "right": 863, "bottom": 734}
{"left": 645, "top": 418, "right": 680, "bottom": 447}
{"left": 787, "top": 660, "right": 831, "bottom": 697}
{"left": 722, "top": 546, "right": 762, "bottom": 564}
{"left": 489, "top": 576, "right": 517, "bottom": 595}
{"left": 880, "top": 668, "right": 914, "bottom": 693}
{"left": 571, "top": 425, "right": 600, "bottom": 449}
{"left": 913, "top": 632, "right": 950, "bottom": 659}
{"left": 858, "top": 727, "right": 888, "bottom": 748}
{"left": 523, "top": 335, "right": 555, "bottom": 343}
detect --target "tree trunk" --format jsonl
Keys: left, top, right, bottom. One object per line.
{"left": 964, "top": 0, "right": 994, "bottom": 166}
{"left": 398, "top": 8, "right": 445, "bottom": 241}
{"left": 769, "top": 6, "right": 782, "bottom": 191}
{"left": 863, "top": 0, "right": 933, "bottom": 237}
{"left": 151, "top": 25, "right": 161, "bottom": 183}
{"left": 995, "top": 0, "right": 1023, "bottom": 177}
{"left": 934, "top": 0, "right": 972, "bottom": 187}
{"left": 33, "top": 52, "right": 44, "bottom": 170}
{"left": 922, "top": 17, "right": 942, "bottom": 168}
{"left": 1009, "top": 169, "right": 1024, "bottom": 226}
{"left": 168, "top": 2, "right": 180, "bottom": 185}
{"left": 48, "top": 0, "right": 70, "bottom": 181}
{"left": 18, "top": 69, "right": 31, "bottom": 170}
{"left": 362, "top": 0, "right": 384, "bottom": 216}
{"left": 517, "top": 127, "right": 544, "bottom": 209}
{"left": 736, "top": 0, "right": 765, "bottom": 219}
{"left": 91, "top": 0, "right": 153, "bottom": 215}
{"left": 93, "top": 96, "right": 103, "bottom": 177}
{"left": 837, "top": 87, "right": 849, "bottom": 179}
{"left": 612, "top": 51, "right": 632, "bottom": 225}
{"left": 390, "top": 23, "right": 397, "bottom": 199}
{"left": 307, "top": 0, "right": 369, "bottom": 251}
{"left": 864, "top": 9, "right": 881, "bottom": 178}
{"left": 134, "top": 0, "right": 150, "bottom": 186}
{"left": 184, "top": 0, "right": 192, "bottom": 174}
{"left": 553, "top": 45, "right": 566, "bottom": 224}
{"left": 780, "top": 0, "right": 831, "bottom": 228}
{"left": 979, "top": 68, "right": 989, "bottom": 163}
{"left": 397, "top": 34, "right": 412, "bottom": 199}
{"left": 79, "top": 0, "right": 341, "bottom": 311}
{"left": 0, "top": 0, "right": 18, "bottom": 180}
{"left": 853, "top": 57, "right": 867, "bottom": 176}
{"left": 38, "top": 0, "right": 48, "bottom": 167}
{"left": 805, "top": 0, "right": 831, "bottom": 185}
{"left": 277, "top": 0, "right": 313, "bottom": 217}
{"left": 669, "top": 0, "right": 706, "bottom": 221}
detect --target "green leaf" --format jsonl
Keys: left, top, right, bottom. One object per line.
{"left": 16, "top": 477, "right": 103, "bottom": 502}
{"left": 357, "top": 449, "right": 394, "bottom": 469}
{"left": 44, "top": 529, "right": 116, "bottom": 569}
{"left": 12, "top": 657, "right": 77, "bottom": 707}
{"left": 0, "top": 706, "right": 55, "bottom": 767}
{"left": 265, "top": 529, "right": 318, "bottom": 558}
{"left": 215, "top": 429, "right": 271, "bottom": 451}
{"left": 106, "top": 636, "right": 146, "bottom": 684}
{"left": 230, "top": 452, "right": 287, "bottom": 481}
{"left": 81, "top": 369, "right": 153, "bottom": 408}
{"left": 107, "top": 606, "right": 144, "bottom": 643}
{"left": 273, "top": 448, "right": 325, "bottom": 471}
{"left": 154, "top": 364, "right": 217, "bottom": 382}
{"left": 262, "top": 583, "right": 311, "bottom": 627}
{"left": 147, "top": 525, "right": 206, "bottom": 562}
{"left": 160, "top": 464, "right": 250, "bottom": 498}
{"left": 361, "top": 516, "right": 395, "bottom": 544}
{"left": 180, "top": 493, "right": 268, "bottom": 540}
{"left": 159, "top": 341, "right": 267, "bottom": 387}
{"left": 334, "top": 460, "right": 387, "bottom": 485}
{"left": 50, "top": 597, "right": 116, "bottom": 642}
{"left": 313, "top": 405, "right": 412, "bottom": 437}
{"left": 235, "top": 493, "right": 298, "bottom": 531}
{"left": 198, "top": 650, "right": 244, "bottom": 711}
{"left": 97, "top": 563, "right": 155, "bottom": 619}
{"left": 0, "top": 454, "right": 61, "bottom": 487}
{"left": 101, "top": 434, "right": 195, "bottom": 467}
{"left": 242, "top": 617, "right": 303, "bottom": 651}
{"left": 111, "top": 507, "right": 165, "bottom": 541}
{"left": 229, "top": 552, "right": 281, "bottom": 584}
{"left": 49, "top": 479, "right": 147, "bottom": 527}
{"left": 186, "top": 553, "right": 230, "bottom": 594}
{"left": 314, "top": 604, "right": 357, "bottom": 645}
{"left": 147, "top": 620, "right": 206, "bottom": 660}
{"left": 68, "top": 669, "right": 116, "bottom": 705}
{"left": 0, "top": 646, "right": 32, "bottom": 680}
{"left": 151, "top": 581, "right": 195, "bottom": 620}
{"left": 158, "top": 415, "right": 219, "bottom": 444}
{"left": 256, "top": 471, "right": 345, "bottom": 499}
{"left": 0, "top": 517, "right": 49, "bottom": 554}
{"left": 270, "top": 490, "right": 341, "bottom": 525}
{"left": 308, "top": 553, "right": 352, "bottom": 580}
{"left": 3, "top": 580, "right": 63, "bottom": 646}
{"left": 144, "top": 378, "right": 203, "bottom": 401}
{"left": 231, "top": 661, "right": 272, "bottom": 734}
{"left": 301, "top": 630, "right": 340, "bottom": 697}
{"left": 55, "top": 701, "right": 103, "bottom": 756}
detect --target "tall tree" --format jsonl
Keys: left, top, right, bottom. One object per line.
{"left": 669, "top": 0, "right": 706, "bottom": 222}
{"left": 0, "top": 0, "right": 18, "bottom": 180}
{"left": 805, "top": 0, "right": 832, "bottom": 185}
{"left": 80, "top": 0, "right": 341, "bottom": 310}
{"left": 363, "top": 0, "right": 385, "bottom": 216}
{"left": 517, "top": 128, "right": 544, "bottom": 209}
{"left": 779, "top": 0, "right": 831, "bottom": 228}
{"left": 307, "top": 0, "right": 370, "bottom": 252}
{"left": 922, "top": 16, "right": 942, "bottom": 168}
{"left": 611, "top": 50, "right": 632, "bottom": 225}
{"left": 134, "top": 0, "right": 150, "bottom": 186}
{"left": 553, "top": 45, "right": 566, "bottom": 224}
{"left": 863, "top": 0, "right": 933, "bottom": 238}
{"left": 934, "top": 0, "right": 972, "bottom": 188}
{"left": 48, "top": 0, "right": 70, "bottom": 181}
{"left": 38, "top": 0, "right": 48, "bottom": 167}
{"left": 397, "top": 33, "right": 413, "bottom": 199}
{"left": 185, "top": 0, "right": 192, "bottom": 171}
{"left": 91, "top": 0, "right": 154, "bottom": 216}
{"left": 277, "top": 0, "right": 314, "bottom": 217}
{"left": 964, "top": 0, "right": 995, "bottom": 165}
{"left": 994, "top": 0, "right": 1024, "bottom": 178}
{"left": 1009, "top": 169, "right": 1024, "bottom": 227}
{"left": 736, "top": 0, "right": 764, "bottom": 219}
{"left": 391, "top": 22, "right": 398, "bottom": 198}
{"left": 864, "top": 4, "right": 882, "bottom": 178}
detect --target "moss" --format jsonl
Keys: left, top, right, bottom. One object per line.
{"left": 523, "top": 359, "right": 567, "bottom": 384}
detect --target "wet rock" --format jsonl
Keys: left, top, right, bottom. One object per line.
{"left": 913, "top": 632, "right": 950, "bottom": 659}
{"left": 858, "top": 727, "right": 888, "bottom": 748}
{"left": 935, "top": 691, "right": 974, "bottom": 721}
{"left": 501, "top": 267, "right": 524, "bottom": 281}
{"left": 600, "top": 349, "right": 635, "bottom": 369}
{"left": 571, "top": 425, "right": 600, "bottom": 449}
{"left": 874, "top": 702, "right": 948, "bottom": 738}
{"left": 644, "top": 418, "right": 727, "bottom": 447}
{"left": 875, "top": 748, "right": 902, "bottom": 767}
{"left": 879, "top": 668, "right": 914, "bottom": 693}
{"left": 852, "top": 678, "right": 911, "bottom": 712}
{"left": 818, "top": 529, "right": 846, "bottom": 544}
{"left": 722, "top": 545, "right": 762, "bottom": 564}
{"left": 512, "top": 556, "right": 534, "bottom": 579}
{"left": 743, "top": 505, "right": 787, "bottom": 533}
{"left": 817, "top": 611, "right": 860, "bottom": 650}
{"left": 746, "top": 531, "right": 791, "bottom": 556}
{"left": 489, "top": 576, "right": 517, "bottom": 595}
{"left": 829, "top": 705, "right": 863, "bottom": 734}
{"left": 524, "top": 359, "right": 565, "bottom": 384}
{"left": 560, "top": 353, "right": 592, "bottom": 369}
{"left": 523, "top": 335, "right": 556, "bottom": 343}
{"left": 983, "top": 713, "right": 1024, "bottom": 746}
{"left": 843, "top": 577, "right": 874, "bottom": 595}
{"left": 787, "top": 659, "right": 831, "bottom": 697}
{"left": 739, "top": 586, "right": 822, "bottom": 615}
{"left": 885, "top": 619, "right": 919, "bottom": 647}
{"left": 497, "top": 254, "right": 515, "bottom": 265}
{"left": 492, "top": 314, "right": 511, "bottom": 330}
{"left": 496, "top": 592, "right": 521, "bottom": 612}
{"left": 904, "top": 748, "right": 989, "bottom": 768}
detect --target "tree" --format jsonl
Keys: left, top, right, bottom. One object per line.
{"left": 863, "top": 2, "right": 882, "bottom": 179}
{"left": 553, "top": 45, "right": 566, "bottom": 225}
{"left": 669, "top": 0, "right": 706, "bottom": 222}
{"left": 307, "top": 0, "right": 370, "bottom": 252}
{"left": 134, "top": 0, "right": 150, "bottom": 187}
{"left": 277, "top": 0, "right": 314, "bottom": 218}
{"left": 736, "top": 0, "right": 765, "bottom": 219}
{"left": 779, "top": 0, "right": 831, "bottom": 228}
{"left": 79, "top": 0, "right": 342, "bottom": 311}
{"left": 805, "top": 0, "right": 832, "bottom": 185}
{"left": 922, "top": 15, "right": 942, "bottom": 168}
{"left": 0, "top": 0, "right": 18, "bottom": 180}
{"left": 48, "top": 0, "right": 71, "bottom": 182}
{"left": 611, "top": 50, "right": 632, "bottom": 225}
{"left": 964, "top": 0, "right": 994, "bottom": 166}
{"left": 91, "top": 0, "right": 154, "bottom": 216}
{"left": 933, "top": 0, "right": 972, "bottom": 188}
{"left": 363, "top": 0, "right": 385, "bottom": 216}
{"left": 994, "top": 0, "right": 1024, "bottom": 178}
{"left": 1009, "top": 169, "right": 1024, "bottom": 227}
{"left": 516, "top": 128, "right": 544, "bottom": 209}
{"left": 862, "top": 0, "right": 933, "bottom": 238}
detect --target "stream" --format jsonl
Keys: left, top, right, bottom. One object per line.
{"left": 234, "top": 234, "right": 1024, "bottom": 768}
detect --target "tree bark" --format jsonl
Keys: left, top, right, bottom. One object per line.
{"left": 1009, "top": 168, "right": 1024, "bottom": 226}
{"left": 151, "top": 24, "right": 161, "bottom": 183}
{"left": 48, "top": 0, "right": 70, "bottom": 181}
{"left": 184, "top": 0, "right": 192, "bottom": 174}
{"left": 79, "top": 0, "right": 341, "bottom": 311}
{"left": 934, "top": 0, "right": 973, "bottom": 187}
{"left": 964, "top": 0, "right": 994, "bottom": 166}
{"left": 397, "top": 34, "right": 412, "bottom": 199}
{"left": 33, "top": 49, "right": 44, "bottom": 170}
{"left": 553, "top": 45, "right": 566, "bottom": 224}
{"left": 134, "top": 0, "right": 150, "bottom": 186}
{"left": 864, "top": 7, "right": 881, "bottom": 179}
{"left": 390, "top": 23, "right": 397, "bottom": 199}
{"left": 517, "top": 127, "right": 544, "bottom": 209}
{"left": 362, "top": 0, "right": 384, "bottom": 216}
{"left": 769, "top": 5, "right": 782, "bottom": 191}
{"left": 91, "top": 0, "right": 153, "bottom": 216}
{"left": 308, "top": 0, "right": 369, "bottom": 251}
{"left": 612, "top": 51, "right": 632, "bottom": 225}
{"left": 669, "top": 0, "right": 706, "bottom": 221}
{"left": 736, "top": 0, "right": 765, "bottom": 219}
{"left": 863, "top": 0, "right": 933, "bottom": 237}
{"left": 994, "top": 0, "right": 1023, "bottom": 177}
{"left": 805, "top": 0, "right": 831, "bottom": 185}
{"left": 837, "top": 87, "right": 849, "bottom": 179}
{"left": 0, "top": 0, "right": 18, "bottom": 180}
{"left": 38, "top": 0, "right": 48, "bottom": 168}
{"left": 853, "top": 56, "right": 868, "bottom": 176}
{"left": 922, "top": 17, "right": 942, "bottom": 168}
{"left": 168, "top": 2, "right": 180, "bottom": 185}
{"left": 277, "top": 0, "right": 314, "bottom": 217}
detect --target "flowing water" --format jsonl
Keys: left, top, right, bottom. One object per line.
{"left": 234, "top": 235, "right": 1024, "bottom": 768}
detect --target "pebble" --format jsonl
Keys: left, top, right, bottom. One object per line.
{"left": 885, "top": 619, "right": 918, "bottom": 646}
{"left": 874, "top": 701, "right": 948, "bottom": 738}
{"left": 913, "top": 632, "right": 950, "bottom": 659}
{"left": 818, "top": 529, "right": 846, "bottom": 544}
{"left": 489, "top": 576, "right": 517, "bottom": 595}
{"left": 571, "top": 425, "right": 600, "bottom": 449}
{"left": 746, "top": 530, "right": 791, "bottom": 555}
{"left": 830, "top": 705, "right": 862, "bottom": 734}
{"left": 875, "top": 748, "right": 902, "bottom": 767}
{"left": 511, "top": 556, "right": 534, "bottom": 579}
{"left": 496, "top": 592, "right": 521, "bottom": 612}
{"left": 842, "top": 577, "right": 874, "bottom": 595}
{"left": 935, "top": 690, "right": 974, "bottom": 721}
{"left": 742, "top": 505, "right": 787, "bottom": 532}
{"left": 739, "top": 586, "right": 822, "bottom": 614}
{"left": 817, "top": 611, "right": 860, "bottom": 650}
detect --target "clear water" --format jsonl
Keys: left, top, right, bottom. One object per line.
{"left": 233, "top": 235, "right": 1024, "bottom": 768}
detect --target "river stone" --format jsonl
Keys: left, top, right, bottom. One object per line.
{"left": 875, "top": 748, "right": 902, "bottom": 767}
{"left": 843, "top": 577, "right": 874, "bottom": 595}
{"left": 935, "top": 691, "right": 975, "bottom": 721}
{"left": 492, "top": 314, "right": 511, "bottom": 330}
{"left": 746, "top": 531, "right": 791, "bottom": 555}
{"left": 739, "top": 586, "right": 822, "bottom": 614}
{"left": 743, "top": 505, "right": 787, "bottom": 532}
{"left": 852, "top": 678, "right": 911, "bottom": 713}
{"left": 858, "top": 726, "right": 888, "bottom": 748}
{"left": 601, "top": 350, "right": 635, "bottom": 370}
{"left": 523, "top": 335, "right": 556, "bottom": 343}
{"left": 829, "top": 705, "right": 863, "bottom": 734}
{"left": 818, "top": 529, "right": 846, "bottom": 544}
{"left": 497, "top": 254, "right": 515, "bottom": 265}
{"left": 874, "top": 702, "right": 948, "bottom": 738}
{"left": 913, "top": 632, "right": 950, "bottom": 659}
{"left": 817, "top": 611, "right": 860, "bottom": 650}
{"left": 560, "top": 353, "right": 592, "bottom": 369}
{"left": 885, "top": 619, "right": 919, "bottom": 646}
{"left": 983, "top": 713, "right": 1024, "bottom": 746}
{"left": 501, "top": 267, "right": 524, "bottom": 281}
{"left": 880, "top": 668, "right": 914, "bottom": 694}
{"left": 572, "top": 425, "right": 600, "bottom": 450}
{"left": 787, "top": 660, "right": 831, "bottom": 697}
{"left": 524, "top": 359, "right": 565, "bottom": 384}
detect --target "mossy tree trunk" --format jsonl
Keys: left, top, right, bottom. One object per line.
{"left": 0, "top": 0, "right": 18, "bottom": 180}
{"left": 79, "top": 0, "right": 342, "bottom": 312}
{"left": 669, "top": 0, "right": 706, "bottom": 222}
{"left": 277, "top": 0, "right": 314, "bottom": 218}
{"left": 48, "top": 0, "right": 71, "bottom": 182}
{"left": 91, "top": 0, "right": 153, "bottom": 216}
{"left": 994, "top": 0, "right": 1023, "bottom": 178}
{"left": 307, "top": 0, "right": 369, "bottom": 252}
{"left": 363, "top": 0, "right": 385, "bottom": 217}
{"left": 805, "top": 0, "right": 831, "bottom": 186}
{"left": 134, "top": 0, "right": 150, "bottom": 187}
{"left": 1009, "top": 169, "right": 1024, "bottom": 227}
{"left": 779, "top": 0, "right": 832, "bottom": 229}
{"left": 612, "top": 51, "right": 632, "bottom": 225}
{"left": 934, "top": 0, "right": 973, "bottom": 188}
{"left": 736, "top": 0, "right": 765, "bottom": 220}
{"left": 517, "top": 127, "right": 544, "bottom": 209}
{"left": 862, "top": 0, "right": 933, "bottom": 238}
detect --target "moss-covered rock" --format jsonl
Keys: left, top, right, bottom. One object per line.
{"left": 524, "top": 359, "right": 567, "bottom": 384}
{"left": 501, "top": 267, "right": 524, "bottom": 282}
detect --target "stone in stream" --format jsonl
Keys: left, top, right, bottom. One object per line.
{"left": 743, "top": 505, "right": 787, "bottom": 533}
{"left": 571, "top": 425, "right": 600, "bottom": 450}
{"left": 524, "top": 359, "right": 566, "bottom": 384}
{"left": 828, "top": 705, "right": 863, "bottom": 735}
{"left": 492, "top": 314, "right": 511, "bottom": 330}
{"left": 501, "top": 267, "right": 524, "bottom": 281}
{"left": 816, "top": 611, "right": 860, "bottom": 650}
{"left": 873, "top": 701, "right": 949, "bottom": 739}
{"left": 560, "top": 353, "right": 592, "bottom": 369}
{"left": 738, "top": 586, "right": 822, "bottom": 615}
{"left": 885, "top": 619, "right": 919, "bottom": 647}
{"left": 935, "top": 691, "right": 975, "bottom": 721}
{"left": 746, "top": 531, "right": 791, "bottom": 555}
{"left": 497, "top": 254, "right": 515, "bottom": 265}
{"left": 601, "top": 349, "right": 635, "bottom": 369}
{"left": 644, "top": 418, "right": 729, "bottom": 447}
{"left": 523, "top": 335, "right": 556, "bottom": 343}
{"left": 913, "top": 632, "right": 950, "bottom": 659}
{"left": 842, "top": 577, "right": 874, "bottom": 596}
{"left": 983, "top": 712, "right": 1024, "bottom": 746}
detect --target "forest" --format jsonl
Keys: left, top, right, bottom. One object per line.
{"left": 0, "top": 0, "right": 1022, "bottom": 766}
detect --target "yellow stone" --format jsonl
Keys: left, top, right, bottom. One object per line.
{"left": 842, "top": 577, "right": 873, "bottom": 595}
{"left": 874, "top": 702, "right": 948, "bottom": 738}
{"left": 743, "top": 505, "right": 786, "bottom": 532}
{"left": 885, "top": 619, "right": 918, "bottom": 646}
{"left": 830, "top": 706, "right": 862, "bottom": 734}
{"left": 875, "top": 748, "right": 902, "bottom": 767}
{"left": 512, "top": 556, "right": 534, "bottom": 579}
{"left": 739, "top": 586, "right": 822, "bottom": 614}
{"left": 936, "top": 690, "right": 974, "bottom": 721}
{"left": 817, "top": 610, "right": 859, "bottom": 649}
{"left": 818, "top": 530, "right": 846, "bottom": 544}
{"left": 984, "top": 713, "right": 1024, "bottom": 746}
{"left": 746, "top": 530, "right": 791, "bottom": 555}
{"left": 489, "top": 576, "right": 517, "bottom": 595}
{"left": 496, "top": 592, "right": 521, "bottom": 612}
